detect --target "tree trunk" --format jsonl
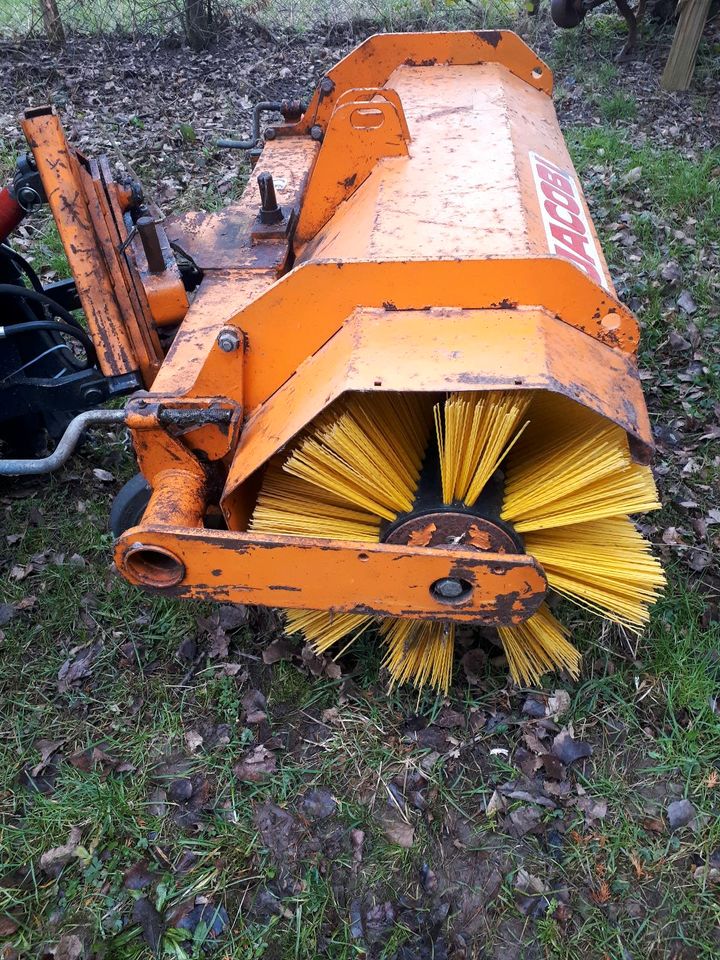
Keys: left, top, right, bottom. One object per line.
{"left": 184, "top": 0, "right": 211, "bottom": 50}
{"left": 41, "top": 0, "right": 65, "bottom": 46}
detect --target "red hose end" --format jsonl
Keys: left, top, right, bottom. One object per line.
{"left": 0, "top": 187, "right": 25, "bottom": 245}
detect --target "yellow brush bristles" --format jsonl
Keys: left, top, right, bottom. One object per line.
{"left": 501, "top": 421, "right": 660, "bottom": 531}
{"left": 498, "top": 604, "right": 582, "bottom": 686}
{"left": 285, "top": 609, "right": 373, "bottom": 654}
{"left": 283, "top": 394, "right": 431, "bottom": 521}
{"left": 250, "top": 389, "right": 664, "bottom": 694}
{"left": 525, "top": 517, "right": 666, "bottom": 631}
{"left": 434, "top": 391, "right": 531, "bottom": 505}
{"left": 250, "top": 462, "right": 382, "bottom": 541}
{"left": 380, "top": 619, "right": 456, "bottom": 693}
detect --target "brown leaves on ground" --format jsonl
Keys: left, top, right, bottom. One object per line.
{"left": 233, "top": 745, "right": 276, "bottom": 782}
{"left": 132, "top": 897, "right": 164, "bottom": 953}
{"left": 376, "top": 807, "right": 415, "bottom": 848}
{"left": 242, "top": 688, "right": 267, "bottom": 724}
{"left": 552, "top": 729, "right": 593, "bottom": 766}
{"left": 57, "top": 643, "right": 102, "bottom": 693}
{"left": 67, "top": 744, "right": 134, "bottom": 777}
{"left": 39, "top": 827, "right": 82, "bottom": 877}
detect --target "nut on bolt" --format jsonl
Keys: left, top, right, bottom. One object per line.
{"left": 217, "top": 327, "right": 241, "bottom": 353}
{"left": 431, "top": 577, "right": 472, "bottom": 602}
{"left": 433, "top": 578, "right": 464, "bottom": 599}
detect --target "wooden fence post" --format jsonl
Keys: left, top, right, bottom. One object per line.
{"left": 661, "top": 0, "right": 711, "bottom": 90}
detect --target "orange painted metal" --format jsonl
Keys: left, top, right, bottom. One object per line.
{"left": 22, "top": 33, "right": 657, "bottom": 627}
{"left": 125, "top": 396, "right": 242, "bottom": 482}
{"left": 21, "top": 108, "right": 165, "bottom": 386}
{"left": 277, "top": 30, "right": 552, "bottom": 142}
{"left": 294, "top": 96, "right": 410, "bottom": 243}
{"left": 221, "top": 305, "right": 652, "bottom": 525}
{"left": 22, "top": 109, "right": 142, "bottom": 378}
{"left": 115, "top": 525, "right": 547, "bottom": 624}
{"left": 203, "top": 258, "right": 638, "bottom": 418}
{"left": 143, "top": 469, "right": 207, "bottom": 528}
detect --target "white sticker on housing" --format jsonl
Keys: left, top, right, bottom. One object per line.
{"left": 529, "top": 151, "right": 610, "bottom": 291}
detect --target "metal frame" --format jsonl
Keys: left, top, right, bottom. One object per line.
{"left": 15, "top": 30, "right": 657, "bottom": 626}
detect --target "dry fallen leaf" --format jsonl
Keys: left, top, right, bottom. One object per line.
{"left": 547, "top": 689, "right": 571, "bottom": 719}
{"left": 40, "top": 826, "right": 82, "bottom": 876}
{"left": 57, "top": 643, "right": 102, "bottom": 693}
{"left": 233, "top": 745, "right": 276, "bottom": 782}
{"left": 185, "top": 730, "right": 204, "bottom": 754}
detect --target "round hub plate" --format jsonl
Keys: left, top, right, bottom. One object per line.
{"left": 383, "top": 510, "right": 518, "bottom": 553}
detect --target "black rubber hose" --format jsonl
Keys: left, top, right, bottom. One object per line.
{"left": 0, "top": 319, "right": 96, "bottom": 367}
{"left": 0, "top": 244, "right": 43, "bottom": 293}
{"left": 0, "top": 283, "right": 85, "bottom": 332}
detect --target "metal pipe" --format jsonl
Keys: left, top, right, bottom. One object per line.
{"left": 142, "top": 468, "right": 207, "bottom": 528}
{"left": 0, "top": 408, "right": 126, "bottom": 475}
{"left": 217, "top": 101, "right": 284, "bottom": 149}
{"left": 136, "top": 216, "right": 166, "bottom": 274}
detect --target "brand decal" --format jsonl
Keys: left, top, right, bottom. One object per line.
{"left": 529, "top": 151, "right": 609, "bottom": 291}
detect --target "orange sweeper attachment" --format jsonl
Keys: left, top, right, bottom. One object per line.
{"left": 2, "top": 31, "right": 665, "bottom": 692}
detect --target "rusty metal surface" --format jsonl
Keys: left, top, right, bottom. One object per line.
{"left": 278, "top": 31, "right": 551, "bottom": 142}
{"left": 22, "top": 110, "right": 138, "bottom": 379}
{"left": 296, "top": 63, "right": 614, "bottom": 294}
{"left": 21, "top": 109, "right": 165, "bottom": 386}
{"left": 148, "top": 271, "right": 269, "bottom": 400}
{"left": 114, "top": 525, "right": 548, "bottom": 624}
{"left": 88, "top": 158, "right": 163, "bottom": 383}
{"left": 142, "top": 468, "right": 207, "bottom": 528}
{"left": 384, "top": 512, "right": 519, "bottom": 554}
{"left": 216, "top": 250, "right": 638, "bottom": 404}
{"left": 126, "top": 397, "right": 242, "bottom": 481}
{"left": 294, "top": 96, "right": 410, "bottom": 244}
{"left": 164, "top": 138, "right": 318, "bottom": 272}
{"left": 221, "top": 305, "right": 652, "bottom": 521}
{"left": 334, "top": 88, "right": 411, "bottom": 139}
{"left": 126, "top": 198, "right": 189, "bottom": 328}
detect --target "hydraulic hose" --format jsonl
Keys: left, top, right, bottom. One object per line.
{"left": 0, "top": 283, "right": 85, "bottom": 331}
{"left": 0, "top": 318, "right": 96, "bottom": 367}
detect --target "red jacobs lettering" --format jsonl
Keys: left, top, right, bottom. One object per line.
{"left": 529, "top": 151, "right": 610, "bottom": 291}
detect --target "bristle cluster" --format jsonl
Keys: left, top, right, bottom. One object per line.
{"left": 284, "top": 394, "right": 430, "bottom": 521}
{"left": 502, "top": 422, "right": 660, "bottom": 532}
{"left": 498, "top": 604, "right": 582, "bottom": 686}
{"left": 251, "top": 388, "right": 663, "bottom": 695}
{"left": 380, "top": 619, "right": 455, "bottom": 692}
{"left": 434, "top": 391, "right": 531, "bottom": 505}
{"left": 250, "top": 464, "right": 382, "bottom": 541}
{"left": 285, "top": 609, "right": 373, "bottom": 654}
{"left": 525, "top": 516, "right": 666, "bottom": 630}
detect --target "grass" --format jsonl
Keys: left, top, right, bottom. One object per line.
{"left": 2, "top": 16, "right": 720, "bottom": 960}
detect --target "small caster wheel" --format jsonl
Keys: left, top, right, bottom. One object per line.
{"left": 110, "top": 473, "right": 151, "bottom": 538}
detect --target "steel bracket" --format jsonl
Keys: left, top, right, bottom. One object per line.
{"left": 295, "top": 93, "right": 410, "bottom": 244}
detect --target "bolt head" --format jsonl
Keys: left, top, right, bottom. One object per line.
{"left": 319, "top": 77, "right": 334, "bottom": 95}
{"left": 217, "top": 328, "right": 240, "bottom": 353}
{"left": 264, "top": 127, "right": 277, "bottom": 140}
{"left": 433, "top": 578, "right": 464, "bottom": 599}
{"left": 310, "top": 124, "right": 323, "bottom": 142}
